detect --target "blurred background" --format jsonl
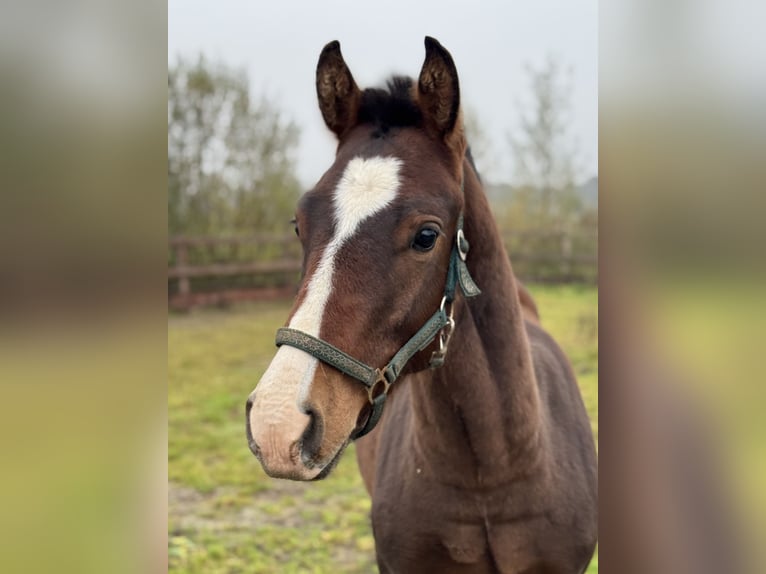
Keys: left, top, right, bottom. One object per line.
{"left": 167, "top": 0, "right": 598, "bottom": 309}
{"left": 0, "top": 0, "right": 763, "bottom": 571}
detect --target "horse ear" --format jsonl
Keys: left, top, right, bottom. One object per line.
{"left": 316, "top": 41, "right": 361, "bottom": 138}
{"left": 417, "top": 37, "right": 461, "bottom": 139}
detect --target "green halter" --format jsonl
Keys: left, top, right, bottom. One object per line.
{"left": 275, "top": 213, "right": 481, "bottom": 439}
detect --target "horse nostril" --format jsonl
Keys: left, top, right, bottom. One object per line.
{"left": 300, "top": 408, "right": 323, "bottom": 463}
{"left": 245, "top": 393, "right": 257, "bottom": 453}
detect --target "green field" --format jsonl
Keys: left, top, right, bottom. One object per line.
{"left": 169, "top": 284, "right": 598, "bottom": 573}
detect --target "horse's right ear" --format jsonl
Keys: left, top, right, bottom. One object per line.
{"left": 316, "top": 41, "right": 361, "bottom": 138}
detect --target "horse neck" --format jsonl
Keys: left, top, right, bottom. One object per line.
{"left": 408, "top": 162, "right": 545, "bottom": 488}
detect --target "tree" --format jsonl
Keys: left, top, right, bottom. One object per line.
{"left": 462, "top": 106, "right": 495, "bottom": 181}
{"left": 499, "top": 57, "right": 597, "bottom": 282}
{"left": 168, "top": 56, "right": 301, "bottom": 237}
{"left": 507, "top": 56, "right": 583, "bottom": 228}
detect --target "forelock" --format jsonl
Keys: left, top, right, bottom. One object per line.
{"left": 357, "top": 76, "right": 422, "bottom": 135}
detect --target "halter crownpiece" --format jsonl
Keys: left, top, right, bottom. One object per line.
{"left": 275, "top": 212, "right": 481, "bottom": 439}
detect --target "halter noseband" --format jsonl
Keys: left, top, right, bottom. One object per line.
{"left": 275, "top": 211, "right": 481, "bottom": 440}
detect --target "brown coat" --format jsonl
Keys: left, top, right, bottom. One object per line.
{"left": 246, "top": 37, "right": 597, "bottom": 573}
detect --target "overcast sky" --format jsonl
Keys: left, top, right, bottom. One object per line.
{"left": 169, "top": 0, "right": 597, "bottom": 187}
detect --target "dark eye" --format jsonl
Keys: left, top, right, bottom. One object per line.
{"left": 290, "top": 218, "right": 299, "bottom": 237}
{"left": 411, "top": 227, "right": 439, "bottom": 252}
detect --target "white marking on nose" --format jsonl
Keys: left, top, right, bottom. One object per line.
{"left": 289, "top": 156, "right": 402, "bottom": 401}
{"left": 249, "top": 156, "right": 402, "bottom": 471}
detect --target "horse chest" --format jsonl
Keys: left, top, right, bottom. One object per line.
{"left": 370, "top": 479, "right": 493, "bottom": 571}
{"left": 370, "top": 479, "right": 585, "bottom": 573}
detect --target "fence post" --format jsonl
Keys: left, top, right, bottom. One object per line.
{"left": 560, "top": 230, "right": 573, "bottom": 280}
{"left": 176, "top": 242, "right": 190, "bottom": 297}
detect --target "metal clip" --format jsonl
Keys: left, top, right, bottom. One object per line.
{"left": 430, "top": 297, "right": 456, "bottom": 368}
{"left": 367, "top": 368, "right": 391, "bottom": 404}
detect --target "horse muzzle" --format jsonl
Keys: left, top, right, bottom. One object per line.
{"left": 245, "top": 389, "right": 325, "bottom": 481}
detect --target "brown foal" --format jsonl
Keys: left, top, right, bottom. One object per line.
{"left": 246, "top": 37, "right": 597, "bottom": 573}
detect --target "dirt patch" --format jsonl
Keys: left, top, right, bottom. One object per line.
{"left": 169, "top": 481, "right": 312, "bottom": 532}
{"left": 169, "top": 481, "right": 378, "bottom": 572}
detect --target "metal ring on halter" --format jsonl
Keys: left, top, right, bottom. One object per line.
{"left": 367, "top": 368, "right": 391, "bottom": 404}
{"left": 439, "top": 295, "right": 455, "bottom": 321}
{"left": 432, "top": 296, "right": 457, "bottom": 361}
{"left": 456, "top": 228, "right": 468, "bottom": 261}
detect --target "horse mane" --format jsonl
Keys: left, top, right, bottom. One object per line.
{"left": 465, "top": 146, "right": 481, "bottom": 184}
{"left": 358, "top": 76, "right": 422, "bottom": 136}
{"left": 358, "top": 78, "right": 479, "bottom": 183}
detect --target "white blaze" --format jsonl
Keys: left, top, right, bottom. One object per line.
{"left": 290, "top": 156, "right": 402, "bottom": 335}
{"left": 254, "top": 156, "right": 402, "bottom": 414}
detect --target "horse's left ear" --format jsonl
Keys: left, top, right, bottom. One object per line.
{"left": 417, "top": 37, "right": 462, "bottom": 141}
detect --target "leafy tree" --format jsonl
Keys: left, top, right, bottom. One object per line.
{"left": 463, "top": 106, "right": 496, "bottom": 181}
{"left": 168, "top": 57, "right": 300, "bottom": 237}
{"left": 499, "top": 57, "right": 597, "bottom": 282}
{"left": 507, "top": 56, "right": 583, "bottom": 229}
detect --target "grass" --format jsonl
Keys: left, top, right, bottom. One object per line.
{"left": 169, "top": 284, "right": 598, "bottom": 573}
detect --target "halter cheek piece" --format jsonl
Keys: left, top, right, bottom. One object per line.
{"left": 275, "top": 213, "right": 481, "bottom": 439}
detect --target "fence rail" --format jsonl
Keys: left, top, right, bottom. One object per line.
{"left": 168, "top": 230, "right": 596, "bottom": 310}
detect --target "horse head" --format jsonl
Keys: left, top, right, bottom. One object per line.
{"left": 246, "top": 37, "right": 471, "bottom": 480}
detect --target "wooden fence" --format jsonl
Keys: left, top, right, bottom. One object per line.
{"left": 168, "top": 229, "right": 596, "bottom": 310}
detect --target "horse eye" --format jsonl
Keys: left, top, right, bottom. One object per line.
{"left": 290, "top": 218, "right": 299, "bottom": 237}
{"left": 411, "top": 228, "right": 439, "bottom": 252}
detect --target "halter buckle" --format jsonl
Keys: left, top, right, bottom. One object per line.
{"left": 367, "top": 368, "right": 391, "bottom": 404}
